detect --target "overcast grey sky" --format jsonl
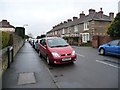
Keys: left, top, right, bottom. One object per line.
{"left": 0, "top": 0, "right": 119, "bottom": 37}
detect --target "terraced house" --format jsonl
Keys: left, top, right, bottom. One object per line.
{"left": 0, "top": 20, "right": 15, "bottom": 32}
{"left": 47, "top": 8, "right": 114, "bottom": 44}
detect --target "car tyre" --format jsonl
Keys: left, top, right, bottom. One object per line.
{"left": 100, "top": 48, "right": 105, "bottom": 55}
{"left": 46, "top": 56, "right": 51, "bottom": 65}
{"left": 39, "top": 51, "right": 42, "bottom": 57}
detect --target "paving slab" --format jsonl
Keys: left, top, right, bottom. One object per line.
{"left": 18, "top": 72, "right": 36, "bottom": 85}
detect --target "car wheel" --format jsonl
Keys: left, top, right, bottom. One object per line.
{"left": 100, "top": 48, "right": 105, "bottom": 55}
{"left": 39, "top": 51, "right": 42, "bottom": 57}
{"left": 46, "top": 56, "right": 51, "bottom": 65}
{"left": 37, "top": 49, "right": 39, "bottom": 53}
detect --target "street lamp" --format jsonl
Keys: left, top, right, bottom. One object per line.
{"left": 23, "top": 24, "right": 28, "bottom": 27}
{"left": 23, "top": 24, "right": 28, "bottom": 35}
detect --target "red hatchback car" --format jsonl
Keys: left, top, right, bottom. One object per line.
{"left": 38, "top": 37, "right": 77, "bottom": 65}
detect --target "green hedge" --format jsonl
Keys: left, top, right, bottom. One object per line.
{"left": 2, "top": 31, "right": 10, "bottom": 48}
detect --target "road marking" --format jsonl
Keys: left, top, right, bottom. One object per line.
{"left": 96, "top": 60, "right": 120, "bottom": 69}
{"left": 76, "top": 53, "right": 85, "bottom": 57}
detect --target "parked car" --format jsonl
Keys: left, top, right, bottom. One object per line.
{"left": 38, "top": 37, "right": 77, "bottom": 65}
{"left": 98, "top": 40, "right": 120, "bottom": 56}
{"left": 32, "top": 39, "right": 37, "bottom": 49}
{"left": 34, "top": 39, "right": 41, "bottom": 52}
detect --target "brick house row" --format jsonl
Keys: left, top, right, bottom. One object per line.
{"left": 47, "top": 8, "right": 114, "bottom": 43}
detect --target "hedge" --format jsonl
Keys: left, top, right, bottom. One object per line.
{"left": 2, "top": 31, "right": 10, "bottom": 48}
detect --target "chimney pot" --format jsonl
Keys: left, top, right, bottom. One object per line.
{"left": 64, "top": 21, "right": 67, "bottom": 23}
{"left": 89, "top": 9, "right": 95, "bottom": 15}
{"left": 109, "top": 12, "right": 114, "bottom": 20}
{"left": 67, "top": 19, "right": 72, "bottom": 22}
{"left": 80, "top": 11, "right": 85, "bottom": 18}
{"left": 73, "top": 17, "right": 78, "bottom": 20}
{"left": 98, "top": 8, "right": 103, "bottom": 18}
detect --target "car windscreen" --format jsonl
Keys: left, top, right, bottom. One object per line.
{"left": 47, "top": 38, "right": 69, "bottom": 48}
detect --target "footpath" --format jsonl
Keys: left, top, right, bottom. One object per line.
{"left": 2, "top": 42, "right": 58, "bottom": 88}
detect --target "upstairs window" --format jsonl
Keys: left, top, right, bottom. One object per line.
{"left": 84, "top": 22, "right": 89, "bottom": 30}
{"left": 62, "top": 28, "right": 65, "bottom": 34}
{"left": 55, "top": 31, "right": 57, "bottom": 35}
{"left": 74, "top": 25, "right": 78, "bottom": 32}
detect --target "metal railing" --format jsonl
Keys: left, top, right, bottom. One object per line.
{"left": 1, "top": 46, "right": 14, "bottom": 69}
{"left": 7, "top": 46, "right": 14, "bottom": 68}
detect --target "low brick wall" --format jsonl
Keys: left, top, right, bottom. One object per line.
{"left": 0, "top": 33, "right": 24, "bottom": 78}
{"left": 92, "top": 35, "right": 120, "bottom": 48}
{"left": 13, "top": 34, "right": 24, "bottom": 57}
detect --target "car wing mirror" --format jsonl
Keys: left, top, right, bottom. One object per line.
{"left": 44, "top": 45, "right": 47, "bottom": 48}
{"left": 108, "top": 44, "right": 111, "bottom": 46}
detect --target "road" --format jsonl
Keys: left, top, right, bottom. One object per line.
{"left": 41, "top": 46, "right": 119, "bottom": 88}
{"left": 2, "top": 43, "right": 119, "bottom": 89}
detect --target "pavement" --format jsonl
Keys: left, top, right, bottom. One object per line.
{"left": 2, "top": 42, "right": 58, "bottom": 88}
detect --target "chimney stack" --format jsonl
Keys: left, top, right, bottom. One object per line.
{"left": 1, "top": 20, "right": 9, "bottom": 27}
{"left": 109, "top": 12, "right": 114, "bottom": 20}
{"left": 73, "top": 16, "right": 78, "bottom": 20}
{"left": 98, "top": 8, "right": 103, "bottom": 18}
{"left": 80, "top": 11, "right": 85, "bottom": 18}
{"left": 89, "top": 9, "right": 95, "bottom": 15}
{"left": 64, "top": 21, "right": 67, "bottom": 23}
{"left": 67, "top": 19, "right": 72, "bottom": 22}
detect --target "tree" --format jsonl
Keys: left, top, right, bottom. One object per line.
{"left": 36, "top": 34, "right": 46, "bottom": 39}
{"left": 15, "top": 27, "right": 25, "bottom": 38}
{"left": 107, "top": 13, "right": 120, "bottom": 37}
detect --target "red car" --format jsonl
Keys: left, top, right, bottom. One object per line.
{"left": 38, "top": 37, "right": 77, "bottom": 65}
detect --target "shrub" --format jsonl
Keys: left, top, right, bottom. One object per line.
{"left": 107, "top": 12, "right": 120, "bottom": 37}
{"left": 2, "top": 31, "right": 10, "bottom": 48}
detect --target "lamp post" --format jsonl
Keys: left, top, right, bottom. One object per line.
{"left": 23, "top": 24, "right": 28, "bottom": 35}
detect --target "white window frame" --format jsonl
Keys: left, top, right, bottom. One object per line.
{"left": 81, "top": 33, "right": 90, "bottom": 43}
{"left": 67, "top": 28, "right": 70, "bottom": 33}
{"left": 62, "top": 28, "right": 65, "bottom": 34}
{"left": 84, "top": 22, "right": 89, "bottom": 31}
{"left": 74, "top": 25, "right": 78, "bottom": 32}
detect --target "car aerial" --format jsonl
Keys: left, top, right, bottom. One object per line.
{"left": 38, "top": 37, "right": 77, "bottom": 65}
{"left": 98, "top": 39, "right": 120, "bottom": 56}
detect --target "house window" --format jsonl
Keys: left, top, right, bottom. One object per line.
{"left": 84, "top": 22, "right": 89, "bottom": 30}
{"left": 62, "top": 28, "right": 65, "bottom": 34}
{"left": 74, "top": 25, "right": 78, "bottom": 32}
{"left": 81, "top": 33, "right": 90, "bottom": 43}
{"left": 67, "top": 27, "right": 70, "bottom": 34}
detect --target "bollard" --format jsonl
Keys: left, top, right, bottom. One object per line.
{"left": 7, "top": 47, "right": 10, "bottom": 68}
{"left": 11, "top": 47, "right": 14, "bottom": 62}
{"left": 7, "top": 46, "right": 13, "bottom": 68}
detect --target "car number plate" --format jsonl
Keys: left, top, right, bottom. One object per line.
{"left": 62, "top": 58, "right": 71, "bottom": 61}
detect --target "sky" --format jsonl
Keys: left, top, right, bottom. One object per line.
{"left": 0, "top": 0, "right": 120, "bottom": 38}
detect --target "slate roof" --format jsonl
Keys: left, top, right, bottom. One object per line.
{"left": 47, "top": 11, "right": 112, "bottom": 33}
{"left": 0, "top": 20, "right": 15, "bottom": 28}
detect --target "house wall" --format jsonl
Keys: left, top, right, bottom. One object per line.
{"left": 0, "top": 28, "right": 15, "bottom": 32}
{"left": 77, "top": 23, "right": 83, "bottom": 34}
{"left": 94, "top": 21, "right": 111, "bottom": 35}
{"left": 92, "top": 35, "right": 113, "bottom": 48}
